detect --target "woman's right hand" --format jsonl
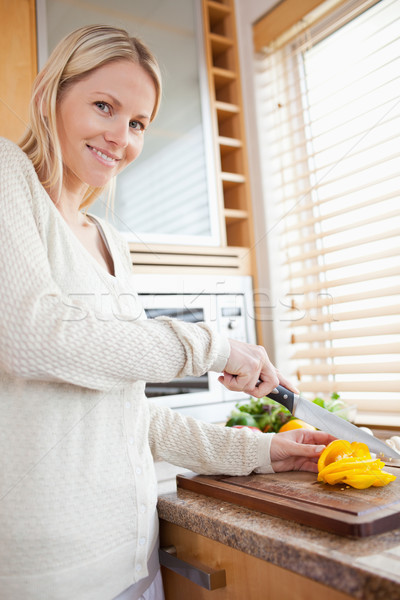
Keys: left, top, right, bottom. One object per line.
{"left": 218, "top": 338, "right": 298, "bottom": 398}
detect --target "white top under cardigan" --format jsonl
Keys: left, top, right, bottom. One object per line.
{"left": 0, "top": 137, "right": 274, "bottom": 600}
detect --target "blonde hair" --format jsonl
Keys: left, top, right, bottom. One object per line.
{"left": 19, "top": 24, "right": 162, "bottom": 209}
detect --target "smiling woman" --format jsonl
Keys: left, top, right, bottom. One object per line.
{"left": 37, "top": 0, "right": 223, "bottom": 245}
{"left": 0, "top": 22, "right": 339, "bottom": 600}
{"left": 21, "top": 24, "right": 162, "bottom": 211}
{"left": 19, "top": 25, "right": 161, "bottom": 278}
{"left": 56, "top": 60, "right": 156, "bottom": 196}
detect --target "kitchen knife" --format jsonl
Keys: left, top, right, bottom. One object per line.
{"left": 268, "top": 385, "right": 400, "bottom": 462}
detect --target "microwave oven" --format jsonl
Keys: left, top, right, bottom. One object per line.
{"left": 134, "top": 274, "right": 257, "bottom": 423}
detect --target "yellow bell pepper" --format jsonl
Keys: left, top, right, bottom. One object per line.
{"left": 317, "top": 440, "right": 371, "bottom": 471}
{"left": 324, "top": 471, "right": 379, "bottom": 489}
{"left": 372, "top": 471, "right": 397, "bottom": 487}
{"left": 317, "top": 458, "right": 384, "bottom": 481}
{"left": 317, "top": 439, "right": 396, "bottom": 489}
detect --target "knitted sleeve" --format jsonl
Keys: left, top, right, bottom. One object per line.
{"left": 0, "top": 138, "right": 230, "bottom": 390}
{"left": 148, "top": 403, "right": 275, "bottom": 475}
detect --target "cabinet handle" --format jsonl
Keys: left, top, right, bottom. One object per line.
{"left": 159, "top": 545, "right": 226, "bottom": 590}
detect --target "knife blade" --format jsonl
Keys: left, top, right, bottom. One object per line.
{"left": 267, "top": 385, "right": 400, "bottom": 462}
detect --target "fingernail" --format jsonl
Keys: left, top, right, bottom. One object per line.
{"left": 315, "top": 445, "right": 325, "bottom": 453}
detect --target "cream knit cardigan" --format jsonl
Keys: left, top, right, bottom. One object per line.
{"left": 0, "top": 138, "right": 274, "bottom": 600}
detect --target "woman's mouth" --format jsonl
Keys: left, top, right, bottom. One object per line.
{"left": 87, "top": 145, "right": 120, "bottom": 166}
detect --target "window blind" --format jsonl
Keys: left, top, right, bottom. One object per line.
{"left": 255, "top": 0, "right": 400, "bottom": 415}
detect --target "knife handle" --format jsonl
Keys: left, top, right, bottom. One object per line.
{"left": 267, "top": 385, "right": 295, "bottom": 413}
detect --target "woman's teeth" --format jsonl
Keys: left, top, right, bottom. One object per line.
{"left": 91, "top": 147, "right": 116, "bottom": 162}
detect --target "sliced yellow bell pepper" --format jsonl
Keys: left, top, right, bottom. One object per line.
{"left": 349, "top": 441, "right": 371, "bottom": 458}
{"left": 317, "top": 439, "right": 396, "bottom": 489}
{"left": 324, "top": 470, "right": 378, "bottom": 489}
{"left": 317, "top": 439, "right": 352, "bottom": 471}
{"left": 371, "top": 471, "right": 397, "bottom": 487}
{"left": 317, "top": 458, "right": 384, "bottom": 482}
{"left": 317, "top": 439, "right": 372, "bottom": 472}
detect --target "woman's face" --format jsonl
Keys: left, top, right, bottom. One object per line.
{"left": 56, "top": 59, "right": 156, "bottom": 197}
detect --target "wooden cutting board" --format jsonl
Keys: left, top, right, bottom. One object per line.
{"left": 177, "top": 467, "right": 400, "bottom": 537}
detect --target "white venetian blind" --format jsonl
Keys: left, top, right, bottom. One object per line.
{"left": 255, "top": 0, "right": 400, "bottom": 415}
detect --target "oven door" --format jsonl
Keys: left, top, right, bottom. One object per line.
{"left": 139, "top": 294, "right": 221, "bottom": 410}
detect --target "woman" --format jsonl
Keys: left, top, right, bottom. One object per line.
{"left": 0, "top": 25, "right": 335, "bottom": 600}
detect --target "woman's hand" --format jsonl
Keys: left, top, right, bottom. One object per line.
{"left": 270, "top": 430, "right": 337, "bottom": 473}
{"left": 218, "top": 338, "right": 298, "bottom": 398}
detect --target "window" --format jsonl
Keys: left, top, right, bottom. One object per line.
{"left": 255, "top": 0, "right": 400, "bottom": 420}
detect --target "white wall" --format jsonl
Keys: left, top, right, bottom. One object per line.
{"left": 239, "top": 0, "right": 279, "bottom": 23}
{"left": 234, "top": 0, "right": 280, "bottom": 362}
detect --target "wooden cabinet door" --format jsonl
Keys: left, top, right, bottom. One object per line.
{"left": 160, "top": 520, "right": 354, "bottom": 600}
{"left": 0, "top": 0, "right": 37, "bottom": 142}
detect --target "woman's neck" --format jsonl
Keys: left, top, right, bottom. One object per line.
{"left": 49, "top": 174, "right": 90, "bottom": 228}
{"left": 55, "top": 199, "right": 89, "bottom": 228}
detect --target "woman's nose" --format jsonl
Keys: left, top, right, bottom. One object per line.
{"left": 104, "top": 119, "right": 129, "bottom": 147}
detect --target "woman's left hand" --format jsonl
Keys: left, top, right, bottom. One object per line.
{"left": 270, "top": 430, "right": 337, "bottom": 473}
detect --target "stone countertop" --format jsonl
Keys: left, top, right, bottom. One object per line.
{"left": 157, "top": 487, "right": 400, "bottom": 600}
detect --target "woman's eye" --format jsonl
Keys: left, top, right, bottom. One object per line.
{"left": 95, "top": 101, "right": 111, "bottom": 114}
{"left": 130, "top": 120, "right": 145, "bottom": 132}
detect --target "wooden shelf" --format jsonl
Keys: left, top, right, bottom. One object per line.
{"left": 212, "top": 66, "right": 237, "bottom": 88}
{"left": 207, "top": 1, "right": 231, "bottom": 27}
{"left": 224, "top": 208, "right": 248, "bottom": 223}
{"left": 215, "top": 100, "right": 240, "bottom": 120}
{"left": 218, "top": 135, "right": 242, "bottom": 154}
{"left": 221, "top": 172, "right": 246, "bottom": 187}
{"left": 210, "top": 32, "right": 234, "bottom": 55}
{"left": 202, "top": 0, "right": 259, "bottom": 324}
{"left": 203, "top": 0, "right": 255, "bottom": 250}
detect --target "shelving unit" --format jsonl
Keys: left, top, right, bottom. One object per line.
{"left": 202, "top": 0, "right": 255, "bottom": 250}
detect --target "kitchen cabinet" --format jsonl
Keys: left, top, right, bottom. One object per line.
{"left": 160, "top": 520, "right": 353, "bottom": 600}
{"left": 0, "top": 0, "right": 37, "bottom": 142}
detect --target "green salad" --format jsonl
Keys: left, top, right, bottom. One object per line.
{"left": 226, "top": 392, "right": 351, "bottom": 432}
